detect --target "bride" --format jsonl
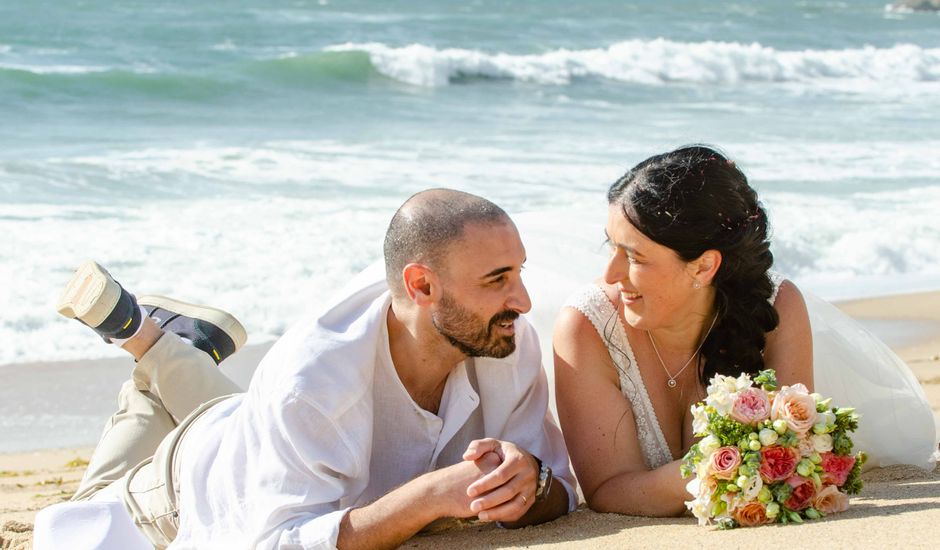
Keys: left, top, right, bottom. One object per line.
{"left": 548, "top": 145, "right": 937, "bottom": 516}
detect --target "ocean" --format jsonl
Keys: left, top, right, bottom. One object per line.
{"left": 2, "top": 0, "right": 940, "bottom": 373}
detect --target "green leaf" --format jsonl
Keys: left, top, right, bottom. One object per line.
{"left": 772, "top": 482, "right": 793, "bottom": 503}
{"left": 753, "top": 369, "right": 778, "bottom": 391}
{"left": 717, "top": 518, "right": 738, "bottom": 530}
{"left": 832, "top": 432, "right": 854, "bottom": 456}
{"left": 842, "top": 454, "right": 865, "bottom": 495}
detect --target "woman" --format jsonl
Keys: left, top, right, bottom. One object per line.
{"left": 552, "top": 145, "right": 936, "bottom": 516}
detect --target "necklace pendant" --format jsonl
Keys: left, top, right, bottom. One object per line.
{"left": 667, "top": 379, "right": 677, "bottom": 388}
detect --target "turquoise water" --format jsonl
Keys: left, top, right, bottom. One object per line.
{"left": 2, "top": 0, "right": 940, "bottom": 365}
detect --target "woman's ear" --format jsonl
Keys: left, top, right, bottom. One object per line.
{"left": 402, "top": 263, "right": 437, "bottom": 306}
{"left": 692, "top": 249, "right": 722, "bottom": 287}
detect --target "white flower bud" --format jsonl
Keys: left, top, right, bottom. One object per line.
{"left": 766, "top": 502, "right": 780, "bottom": 518}
{"left": 759, "top": 428, "right": 779, "bottom": 446}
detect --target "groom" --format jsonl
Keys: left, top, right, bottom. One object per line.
{"left": 54, "top": 189, "right": 575, "bottom": 549}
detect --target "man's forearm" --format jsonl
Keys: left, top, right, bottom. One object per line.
{"left": 336, "top": 475, "right": 439, "bottom": 550}
{"left": 335, "top": 453, "right": 500, "bottom": 550}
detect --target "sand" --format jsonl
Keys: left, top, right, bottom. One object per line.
{"left": 2, "top": 292, "right": 939, "bottom": 549}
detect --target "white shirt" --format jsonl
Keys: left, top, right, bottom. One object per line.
{"left": 171, "top": 269, "right": 576, "bottom": 549}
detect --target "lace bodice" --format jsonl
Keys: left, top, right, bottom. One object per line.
{"left": 563, "top": 276, "right": 785, "bottom": 470}
{"left": 564, "top": 285, "right": 674, "bottom": 470}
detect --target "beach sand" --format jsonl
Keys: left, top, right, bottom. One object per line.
{"left": 2, "top": 292, "right": 939, "bottom": 549}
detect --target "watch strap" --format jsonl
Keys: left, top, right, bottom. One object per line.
{"left": 533, "top": 455, "right": 552, "bottom": 502}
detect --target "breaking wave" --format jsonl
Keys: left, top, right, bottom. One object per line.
{"left": 326, "top": 39, "right": 940, "bottom": 89}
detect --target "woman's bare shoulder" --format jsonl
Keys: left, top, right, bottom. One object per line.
{"left": 554, "top": 281, "right": 618, "bottom": 347}
{"left": 772, "top": 279, "right": 810, "bottom": 327}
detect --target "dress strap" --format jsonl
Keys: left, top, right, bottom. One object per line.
{"left": 768, "top": 271, "right": 785, "bottom": 305}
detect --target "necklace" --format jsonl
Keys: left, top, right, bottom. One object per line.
{"left": 647, "top": 313, "right": 718, "bottom": 389}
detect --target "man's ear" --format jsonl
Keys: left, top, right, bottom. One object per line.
{"left": 402, "top": 263, "right": 437, "bottom": 306}
{"left": 692, "top": 249, "right": 722, "bottom": 286}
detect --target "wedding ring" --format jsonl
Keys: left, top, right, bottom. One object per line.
{"left": 521, "top": 494, "right": 528, "bottom": 505}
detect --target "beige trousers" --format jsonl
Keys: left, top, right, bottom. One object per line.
{"left": 71, "top": 333, "right": 241, "bottom": 548}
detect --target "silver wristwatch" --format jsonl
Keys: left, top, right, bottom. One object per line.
{"left": 533, "top": 455, "right": 553, "bottom": 502}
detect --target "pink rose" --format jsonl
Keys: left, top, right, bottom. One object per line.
{"left": 771, "top": 384, "right": 817, "bottom": 435}
{"left": 732, "top": 501, "right": 772, "bottom": 527}
{"left": 784, "top": 475, "right": 817, "bottom": 511}
{"left": 709, "top": 446, "right": 742, "bottom": 480}
{"left": 812, "top": 484, "right": 850, "bottom": 515}
{"left": 730, "top": 387, "right": 772, "bottom": 426}
{"left": 759, "top": 445, "right": 799, "bottom": 483}
{"left": 820, "top": 452, "right": 856, "bottom": 487}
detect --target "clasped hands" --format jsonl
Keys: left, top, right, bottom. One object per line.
{"left": 432, "top": 438, "right": 539, "bottom": 523}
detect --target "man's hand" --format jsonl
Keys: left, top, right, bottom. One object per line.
{"left": 462, "top": 438, "right": 538, "bottom": 522}
{"left": 425, "top": 450, "right": 503, "bottom": 519}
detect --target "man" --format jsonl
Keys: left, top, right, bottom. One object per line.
{"left": 45, "top": 189, "right": 575, "bottom": 549}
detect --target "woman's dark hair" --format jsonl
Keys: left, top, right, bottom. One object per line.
{"left": 607, "top": 145, "right": 778, "bottom": 386}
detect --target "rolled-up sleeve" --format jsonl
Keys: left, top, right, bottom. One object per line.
{"left": 173, "top": 390, "right": 369, "bottom": 550}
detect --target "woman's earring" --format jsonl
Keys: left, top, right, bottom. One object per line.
{"left": 693, "top": 280, "right": 702, "bottom": 290}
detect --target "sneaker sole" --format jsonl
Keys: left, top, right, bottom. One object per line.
{"left": 137, "top": 295, "right": 248, "bottom": 352}
{"left": 56, "top": 261, "right": 123, "bottom": 328}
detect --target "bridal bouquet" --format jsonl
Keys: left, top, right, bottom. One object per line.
{"left": 681, "top": 369, "right": 865, "bottom": 528}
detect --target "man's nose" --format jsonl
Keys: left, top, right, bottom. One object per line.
{"left": 508, "top": 277, "right": 532, "bottom": 314}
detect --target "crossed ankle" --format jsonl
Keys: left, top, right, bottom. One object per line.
{"left": 109, "top": 306, "right": 149, "bottom": 347}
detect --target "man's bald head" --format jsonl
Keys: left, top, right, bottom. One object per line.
{"left": 384, "top": 189, "right": 510, "bottom": 296}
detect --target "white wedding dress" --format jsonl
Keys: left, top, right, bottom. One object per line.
{"left": 513, "top": 210, "right": 938, "bottom": 470}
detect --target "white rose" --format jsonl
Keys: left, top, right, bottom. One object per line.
{"left": 685, "top": 477, "right": 715, "bottom": 526}
{"left": 811, "top": 433, "right": 833, "bottom": 453}
{"left": 737, "top": 474, "right": 764, "bottom": 502}
{"left": 695, "top": 460, "right": 712, "bottom": 484}
{"left": 735, "top": 373, "right": 754, "bottom": 391}
{"left": 709, "top": 373, "right": 735, "bottom": 388}
{"left": 698, "top": 435, "right": 721, "bottom": 457}
{"left": 685, "top": 477, "right": 700, "bottom": 499}
{"left": 688, "top": 498, "right": 710, "bottom": 525}
{"left": 706, "top": 393, "right": 733, "bottom": 415}
{"left": 706, "top": 376, "right": 736, "bottom": 415}
{"left": 692, "top": 404, "right": 709, "bottom": 435}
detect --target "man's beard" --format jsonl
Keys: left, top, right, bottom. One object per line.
{"left": 431, "top": 291, "right": 519, "bottom": 358}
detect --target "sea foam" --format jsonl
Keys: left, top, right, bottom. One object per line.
{"left": 325, "top": 40, "right": 940, "bottom": 91}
